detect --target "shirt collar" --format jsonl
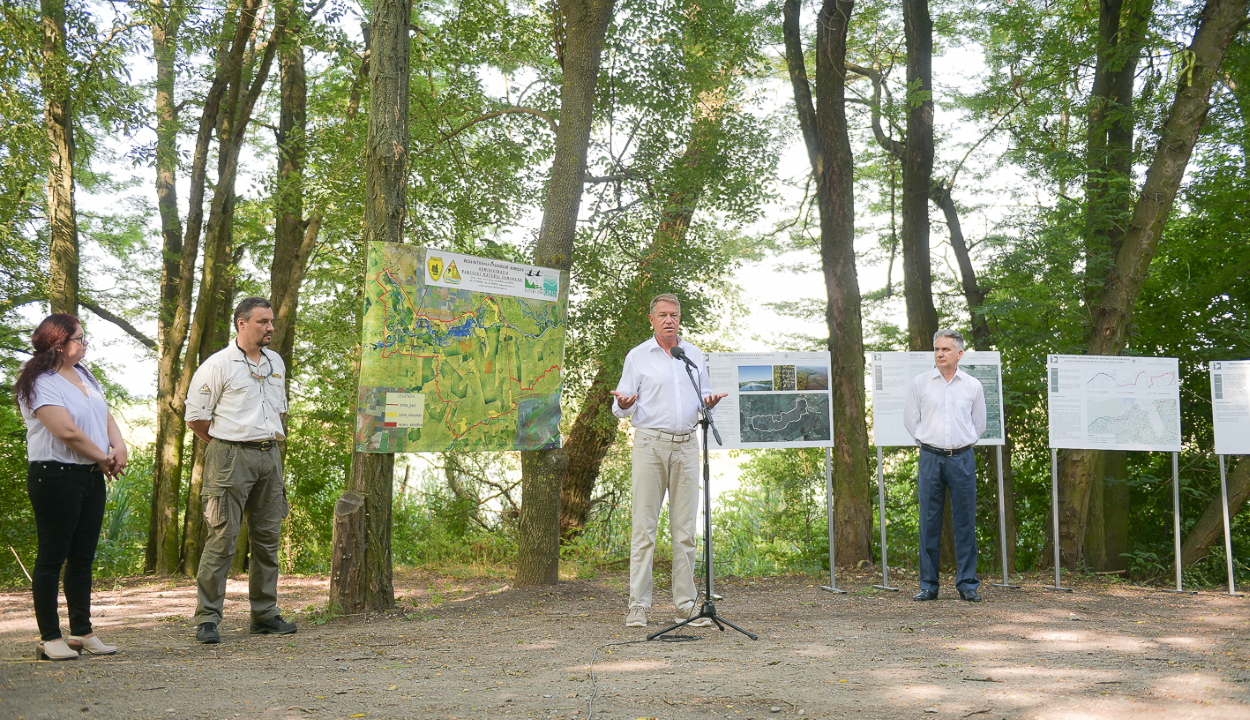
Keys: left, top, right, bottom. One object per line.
{"left": 645, "top": 336, "right": 685, "bottom": 354}
{"left": 929, "top": 367, "right": 965, "bottom": 382}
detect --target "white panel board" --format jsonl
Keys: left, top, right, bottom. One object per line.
{"left": 869, "top": 351, "right": 1005, "bottom": 447}
{"left": 1211, "top": 359, "right": 1250, "bottom": 456}
{"left": 1047, "top": 354, "right": 1182, "bottom": 452}
{"left": 706, "top": 352, "right": 834, "bottom": 450}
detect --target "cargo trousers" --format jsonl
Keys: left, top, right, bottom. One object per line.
{"left": 193, "top": 439, "right": 289, "bottom": 626}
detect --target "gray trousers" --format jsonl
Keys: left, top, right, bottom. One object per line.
{"left": 194, "top": 440, "right": 288, "bottom": 626}
{"left": 629, "top": 428, "right": 700, "bottom": 614}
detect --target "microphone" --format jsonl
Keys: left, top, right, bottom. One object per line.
{"left": 669, "top": 346, "right": 697, "bottom": 367}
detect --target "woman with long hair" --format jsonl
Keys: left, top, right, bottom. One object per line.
{"left": 15, "top": 314, "right": 127, "bottom": 661}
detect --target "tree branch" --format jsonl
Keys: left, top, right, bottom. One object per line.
{"left": 80, "top": 298, "right": 157, "bottom": 348}
{"left": 436, "top": 106, "right": 558, "bottom": 147}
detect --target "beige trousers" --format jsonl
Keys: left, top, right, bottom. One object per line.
{"left": 629, "top": 428, "right": 700, "bottom": 613}
{"left": 193, "top": 440, "right": 289, "bottom": 626}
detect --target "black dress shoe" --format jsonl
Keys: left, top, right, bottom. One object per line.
{"left": 912, "top": 589, "right": 938, "bottom": 601}
{"left": 959, "top": 589, "right": 984, "bottom": 602}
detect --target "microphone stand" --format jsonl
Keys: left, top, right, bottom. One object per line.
{"left": 649, "top": 353, "right": 758, "bottom": 641}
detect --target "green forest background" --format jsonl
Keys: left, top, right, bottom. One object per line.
{"left": 0, "top": 0, "right": 1247, "bottom": 594}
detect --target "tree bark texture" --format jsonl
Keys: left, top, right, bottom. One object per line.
{"left": 514, "top": 0, "right": 615, "bottom": 587}
{"left": 901, "top": 0, "right": 938, "bottom": 351}
{"left": 783, "top": 0, "right": 874, "bottom": 564}
{"left": 147, "top": 0, "right": 281, "bottom": 573}
{"left": 1057, "top": 0, "right": 1248, "bottom": 567}
{"left": 40, "top": 0, "right": 78, "bottom": 316}
{"left": 329, "top": 0, "right": 409, "bottom": 612}
{"left": 1181, "top": 457, "right": 1250, "bottom": 566}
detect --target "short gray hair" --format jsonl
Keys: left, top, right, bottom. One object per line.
{"left": 649, "top": 293, "right": 681, "bottom": 315}
{"left": 933, "top": 328, "right": 965, "bottom": 351}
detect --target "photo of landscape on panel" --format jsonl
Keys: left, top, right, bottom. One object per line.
{"left": 709, "top": 352, "right": 835, "bottom": 449}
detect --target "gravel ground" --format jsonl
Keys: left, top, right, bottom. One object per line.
{"left": 1, "top": 568, "right": 1248, "bottom": 720}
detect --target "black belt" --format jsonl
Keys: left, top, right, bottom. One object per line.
{"left": 218, "top": 439, "right": 278, "bottom": 450}
{"left": 30, "top": 460, "right": 103, "bottom": 473}
{"left": 920, "top": 443, "right": 973, "bottom": 457}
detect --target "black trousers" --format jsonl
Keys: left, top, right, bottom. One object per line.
{"left": 27, "top": 461, "right": 106, "bottom": 641}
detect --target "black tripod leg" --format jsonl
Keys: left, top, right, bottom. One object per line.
{"left": 706, "top": 614, "right": 758, "bottom": 641}
{"left": 646, "top": 618, "right": 695, "bottom": 641}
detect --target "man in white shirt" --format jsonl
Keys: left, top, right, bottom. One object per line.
{"left": 903, "top": 329, "right": 987, "bottom": 602}
{"left": 610, "top": 294, "right": 727, "bottom": 628}
{"left": 185, "top": 298, "right": 296, "bottom": 643}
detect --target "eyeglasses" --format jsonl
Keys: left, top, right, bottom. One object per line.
{"left": 68, "top": 335, "right": 88, "bottom": 348}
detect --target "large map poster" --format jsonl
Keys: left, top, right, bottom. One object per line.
{"left": 354, "top": 244, "right": 567, "bottom": 453}
{"left": 1047, "top": 354, "right": 1181, "bottom": 452}
{"left": 706, "top": 352, "right": 834, "bottom": 449}
{"left": 1211, "top": 360, "right": 1250, "bottom": 455}
{"left": 869, "top": 351, "right": 1006, "bottom": 447}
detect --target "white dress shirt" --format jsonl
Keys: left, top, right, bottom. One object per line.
{"left": 903, "top": 367, "right": 986, "bottom": 449}
{"left": 612, "top": 337, "right": 712, "bottom": 434}
{"left": 185, "top": 342, "right": 288, "bottom": 442}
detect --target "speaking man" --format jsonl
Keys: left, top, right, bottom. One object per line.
{"left": 610, "top": 294, "right": 727, "bottom": 628}
{"left": 186, "top": 297, "right": 296, "bottom": 643}
{"left": 903, "top": 328, "right": 987, "bottom": 602}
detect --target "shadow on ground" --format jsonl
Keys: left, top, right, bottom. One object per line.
{"left": 1, "top": 569, "right": 1248, "bottom": 719}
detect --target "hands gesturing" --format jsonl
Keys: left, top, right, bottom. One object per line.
{"left": 610, "top": 391, "right": 638, "bottom": 410}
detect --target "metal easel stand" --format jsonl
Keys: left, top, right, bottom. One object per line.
{"left": 1042, "top": 448, "right": 1073, "bottom": 592}
{"left": 821, "top": 447, "right": 848, "bottom": 594}
{"left": 1160, "top": 451, "right": 1197, "bottom": 595}
{"left": 873, "top": 447, "right": 899, "bottom": 592}
{"left": 991, "top": 445, "right": 1021, "bottom": 589}
{"left": 1218, "top": 455, "right": 1242, "bottom": 597}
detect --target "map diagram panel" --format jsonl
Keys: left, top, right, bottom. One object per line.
{"left": 739, "top": 393, "right": 831, "bottom": 444}
{"left": 869, "top": 351, "right": 1005, "bottom": 447}
{"left": 354, "top": 244, "right": 567, "bottom": 453}
{"left": 1048, "top": 354, "right": 1182, "bottom": 452}
{"left": 708, "top": 352, "right": 834, "bottom": 449}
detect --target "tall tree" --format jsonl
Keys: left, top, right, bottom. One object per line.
{"left": 900, "top": 0, "right": 938, "bottom": 351}
{"left": 146, "top": 0, "right": 283, "bottom": 573}
{"left": 329, "top": 0, "right": 410, "bottom": 612}
{"left": 783, "top": 0, "right": 873, "bottom": 564}
{"left": 1056, "top": 0, "right": 1249, "bottom": 566}
{"left": 514, "top": 0, "right": 617, "bottom": 587}
{"left": 40, "top": 0, "right": 79, "bottom": 315}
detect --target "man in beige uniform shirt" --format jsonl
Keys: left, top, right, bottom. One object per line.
{"left": 186, "top": 298, "right": 296, "bottom": 643}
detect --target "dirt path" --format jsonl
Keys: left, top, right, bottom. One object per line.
{"left": 1, "top": 568, "right": 1248, "bottom": 720}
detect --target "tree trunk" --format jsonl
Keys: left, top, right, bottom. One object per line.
{"left": 1102, "top": 450, "right": 1129, "bottom": 572}
{"left": 559, "top": 368, "right": 619, "bottom": 538}
{"left": 1181, "top": 457, "right": 1249, "bottom": 565}
{"left": 901, "top": 0, "right": 938, "bottom": 351}
{"left": 1058, "top": 0, "right": 1248, "bottom": 566}
{"left": 154, "top": 0, "right": 279, "bottom": 575}
{"left": 329, "top": 0, "right": 410, "bottom": 612}
{"left": 514, "top": 0, "right": 616, "bottom": 587}
{"left": 40, "top": 0, "right": 78, "bottom": 316}
{"left": 270, "top": 0, "right": 320, "bottom": 369}
{"left": 146, "top": 0, "right": 268, "bottom": 573}
{"left": 784, "top": 0, "right": 873, "bottom": 564}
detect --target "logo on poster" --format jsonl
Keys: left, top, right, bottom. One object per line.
{"left": 427, "top": 256, "right": 444, "bottom": 281}
{"left": 445, "top": 261, "right": 461, "bottom": 284}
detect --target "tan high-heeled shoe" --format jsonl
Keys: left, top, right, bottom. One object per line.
{"left": 36, "top": 638, "right": 80, "bottom": 661}
{"left": 67, "top": 635, "right": 117, "bottom": 655}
